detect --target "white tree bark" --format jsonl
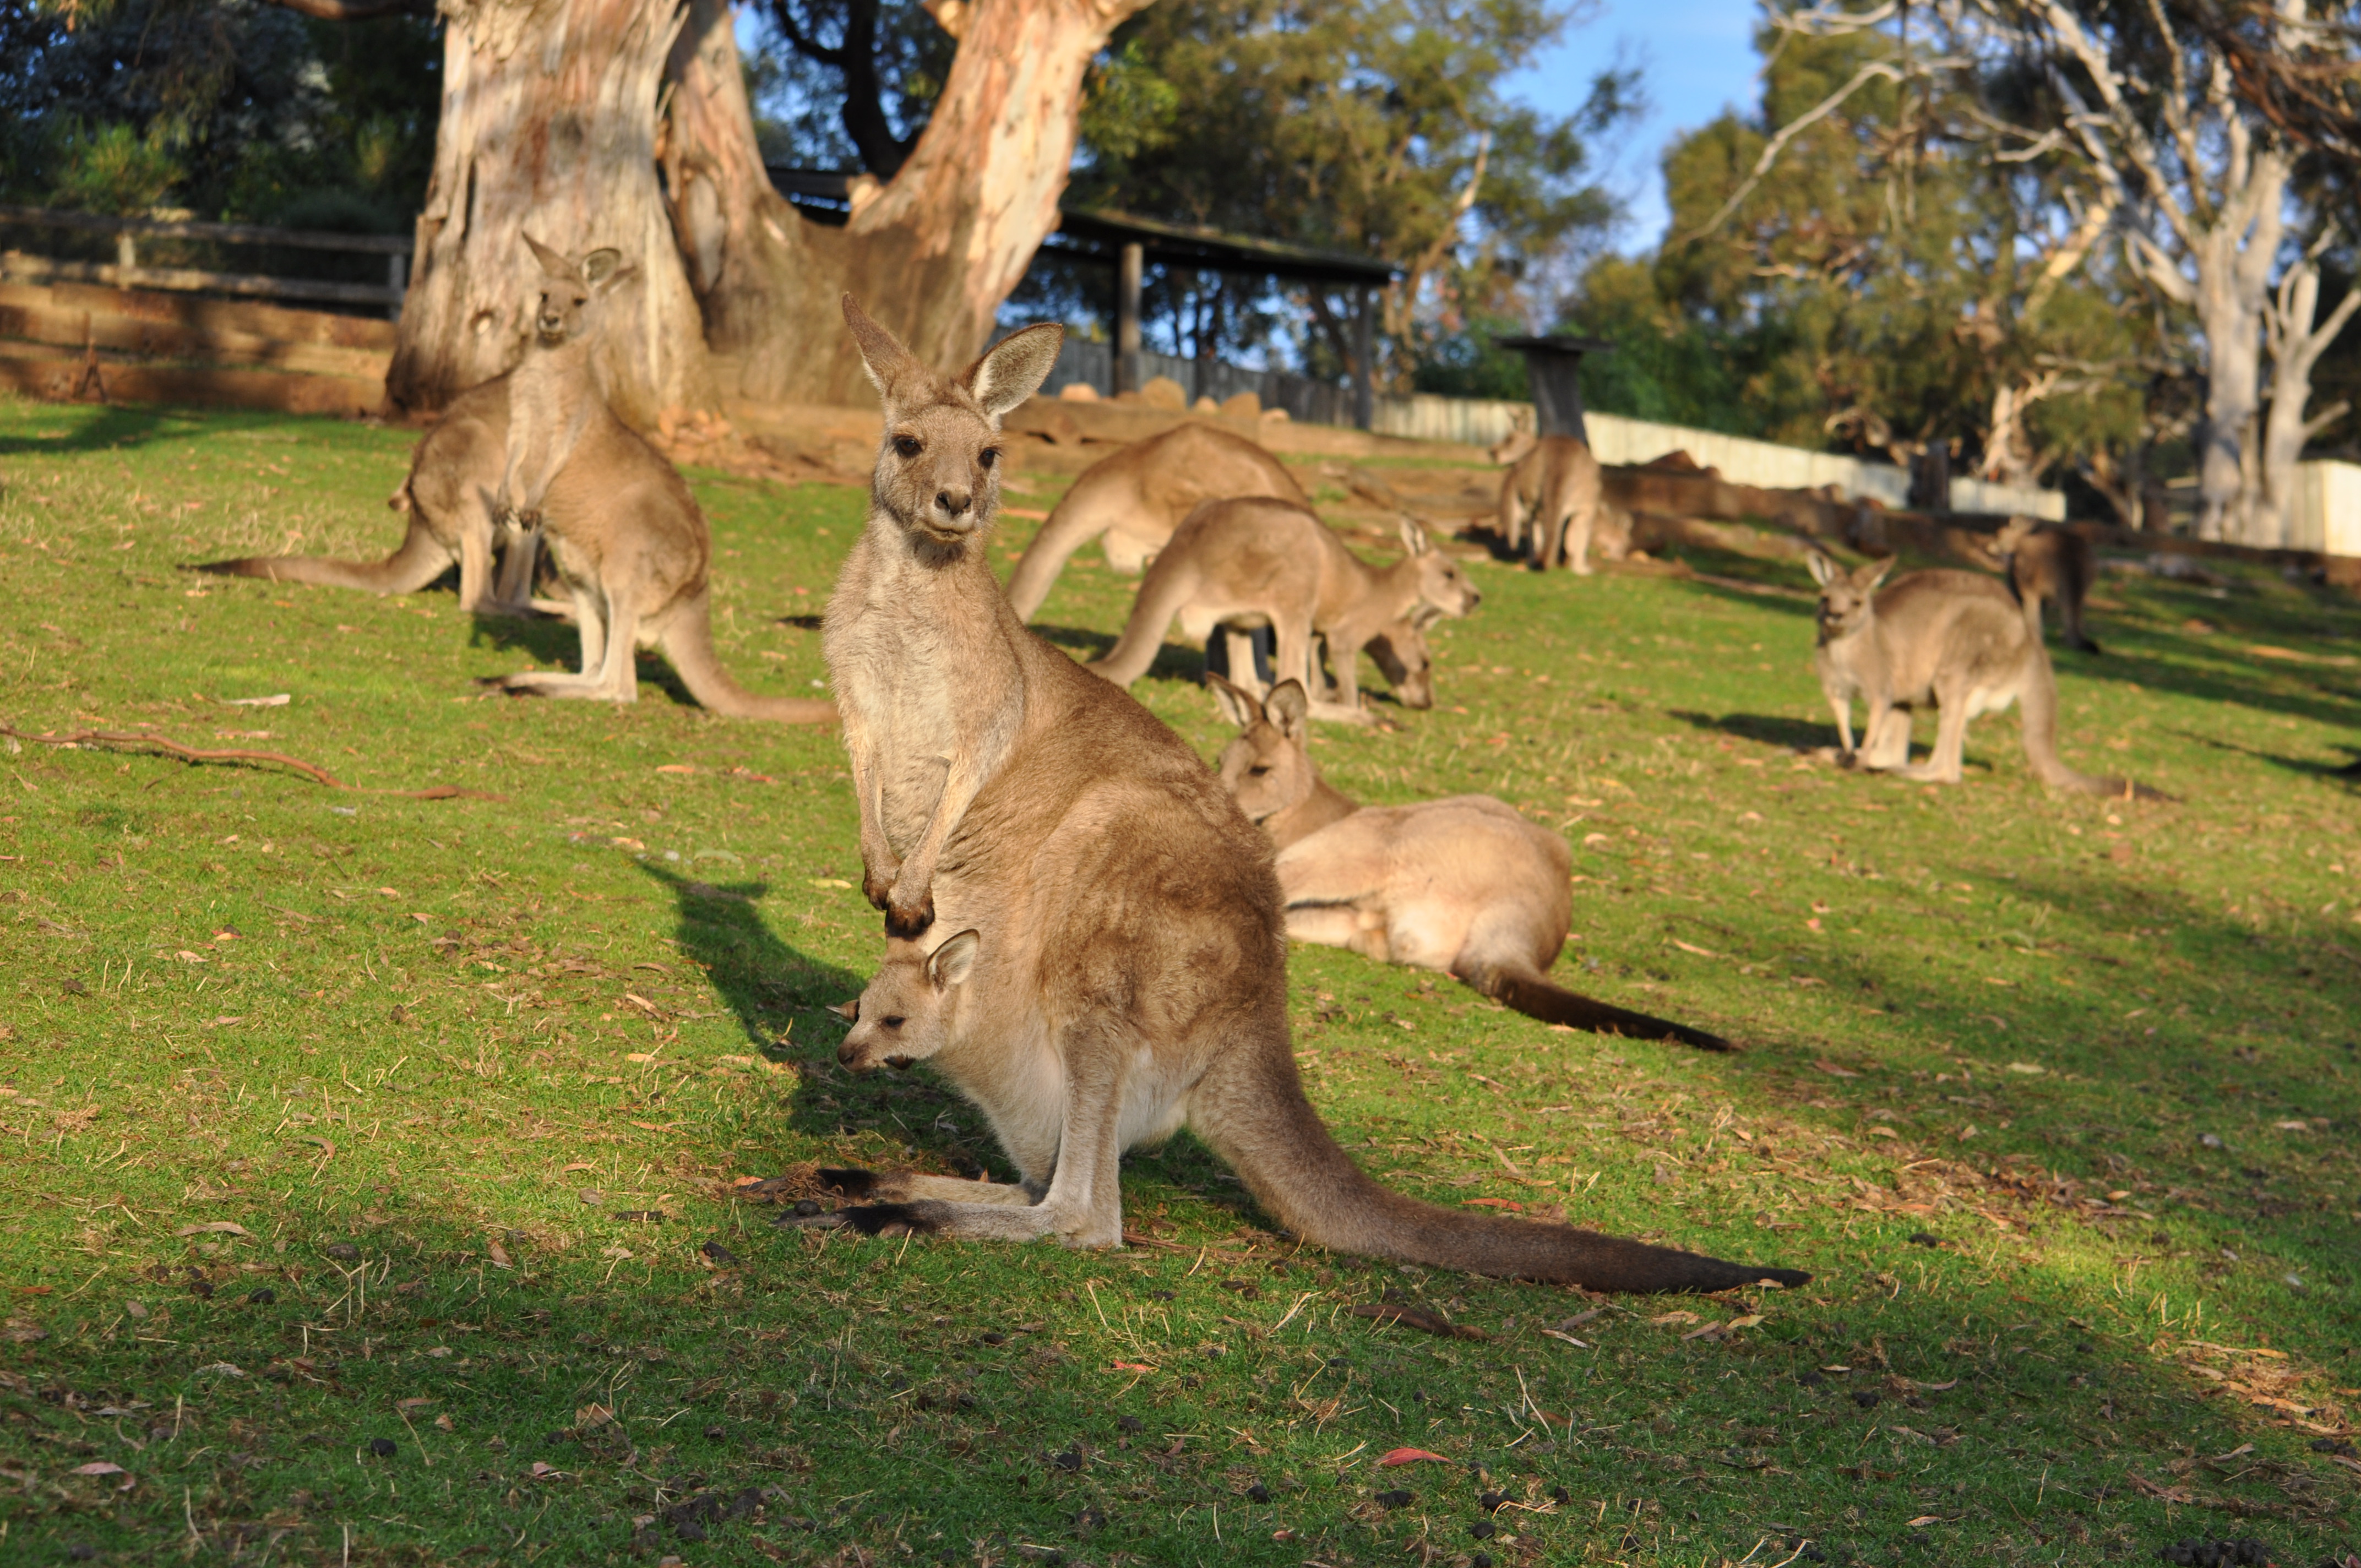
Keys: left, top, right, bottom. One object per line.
{"left": 2255, "top": 248, "right": 2361, "bottom": 545}
{"left": 2038, "top": 0, "right": 2300, "bottom": 543}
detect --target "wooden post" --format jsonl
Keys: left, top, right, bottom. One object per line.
{"left": 116, "top": 231, "right": 136, "bottom": 276}
{"left": 1351, "top": 285, "right": 1373, "bottom": 431}
{"left": 388, "top": 251, "right": 407, "bottom": 323}
{"left": 1116, "top": 241, "right": 1143, "bottom": 396}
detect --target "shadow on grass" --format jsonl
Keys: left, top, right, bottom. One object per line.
{"left": 637, "top": 861, "right": 859, "bottom": 1049}
{"left": 0, "top": 400, "right": 212, "bottom": 456}
{"left": 463, "top": 612, "right": 712, "bottom": 710}
{"left": 1666, "top": 709, "right": 1829, "bottom": 750}
{"left": 2170, "top": 725, "right": 2361, "bottom": 784}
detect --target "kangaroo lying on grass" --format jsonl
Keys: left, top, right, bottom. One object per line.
{"left": 1086, "top": 502, "right": 1478, "bottom": 718}
{"left": 195, "top": 374, "right": 536, "bottom": 613}
{"left": 1489, "top": 425, "right": 1617, "bottom": 573}
{"left": 1809, "top": 554, "right": 2158, "bottom": 796}
{"left": 803, "top": 298, "right": 1802, "bottom": 1289}
{"left": 1992, "top": 515, "right": 2100, "bottom": 654}
{"left": 1003, "top": 423, "right": 1306, "bottom": 622}
{"left": 1213, "top": 677, "right": 1733, "bottom": 1050}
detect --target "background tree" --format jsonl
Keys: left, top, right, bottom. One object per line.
{"left": 1054, "top": 0, "right": 1636, "bottom": 390}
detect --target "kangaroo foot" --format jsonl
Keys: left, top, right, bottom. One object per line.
{"left": 788, "top": 1201, "right": 942, "bottom": 1237}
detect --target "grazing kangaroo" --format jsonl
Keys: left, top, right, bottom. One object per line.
{"left": 1992, "top": 515, "right": 2101, "bottom": 654}
{"left": 194, "top": 375, "right": 537, "bottom": 613}
{"left": 472, "top": 239, "right": 831, "bottom": 723}
{"left": 1003, "top": 423, "right": 1306, "bottom": 622}
{"left": 1086, "top": 500, "right": 1478, "bottom": 716}
{"left": 803, "top": 302, "right": 1804, "bottom": 1291}
{"left": 1489, "top": 424, "right": 1613, "bottom": 573}
{"left": 1213, "top": 678, "right": 1732, "bottom": 1050}
{"left": 1808, "top": 554, "right": 2157, "bottom": 796}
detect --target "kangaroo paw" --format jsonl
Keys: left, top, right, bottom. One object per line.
{"left": 831, "top": 1202, "right": 941, "bottom": 1238}
{"left": 814, "top": 1168, "right": 881, "bottom": 1199}
{"left": 884, "top": 891, "right": 935, "bottom": 939}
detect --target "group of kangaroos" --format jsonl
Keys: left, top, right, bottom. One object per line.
{"left": 193, "top": 237, "right": 2153, "bottom": 1293}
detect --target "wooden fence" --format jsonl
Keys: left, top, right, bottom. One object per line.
{"left": 0, "top": 205, "right": 410, "bottom": 314}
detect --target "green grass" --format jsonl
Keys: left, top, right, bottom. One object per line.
{"left": 2, "top": 396, "right": 2357, "bottom": 1567}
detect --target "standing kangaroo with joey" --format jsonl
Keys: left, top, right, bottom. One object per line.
{"left": 1489, "top": 424, "right": 1617, "bottom": 573}
{"left": 1003, "top": 423, "right": 1307, "bottom": 622}
{"left": 1990, "top": 515, "right": 2101, "bottom": 654}
{"left": 475, "top": 237, "right": 832, "bottom": 722}
{"left": 803, "top": 302, "right": 1806, "bottom": 1291}
{"left": 1212, "top": 677, "right": 1732, "bottom": 1050}
{"left": 1809, "top": 554, "right": 2160, "bottom": 796}
{"left": 1086, "top": 499, "right": 1479, "bottom": 719}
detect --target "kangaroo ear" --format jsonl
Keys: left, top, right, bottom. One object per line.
{"left": 1266, "top": 679, "right": 1311, "bottom": 741}
{"left": 928, "top": 929, "right": 981, "bottom": 990}
{"left": 1396, "top": 513, "right": 1432, "bottom": 557}
{"left": 1205, "top": 671, "right": 1262, "bottom": 728}
{"left": 1807, "top": 551, "right": 1840, "bottom": 588}
{"left": 827, "top": 997, "right": 859, "bottom": 1022}
{"left": 580, "top": 248, "right": 627, "bottom": 287}
{"left": 1860, "top": 555, "right": 1897, "bottom": 590}
{"left": 965, "top": 323, "right": 1065, "bottom": 420}
{"left": 842, "top": 294, "right": 926, "bottom": 404}
{"left": 523, "top": 232, "right": 576, "bottom": 282}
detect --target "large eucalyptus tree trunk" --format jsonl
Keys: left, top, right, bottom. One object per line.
{"left": 663, "top": 0, "right": 1151, "bottom": 405}
{"left": 387, "top": 0, "right": 719, "bottom": 426}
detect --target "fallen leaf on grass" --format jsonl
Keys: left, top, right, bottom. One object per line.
{"left": 224, "top": 694, "right": 290, "bottom": 707}
{"left": 1462, "top": 1197, "right": 1522, "bottom": 1211}
{"left": 1668, "top": 939, "right": 1717, "bottom": 957}
{"left": 2005, "top": 1061, "right": 2046, "bottom": 1075}
{"left": 1350, "top": 1303, "right": 1485, "bottom": 1340}
{"left": 576, "top": 1403, "right": 614, "bottom": 1429}
{"left": 1813, "top": 1059, "right": 1859, "bottom": 1079}
{"left": 1111, "top": 1361, "right": 1156, "bottom": 1373}
{"left": 175, "top": 1222, "right": 252, "bottom": 1238}
{"left": 1377, "top": 1448, "right": 1451, "bottom": 1468}
{"left": 1539, "top": 1329, "right": 1589, "bottom": 1348}
{"left": 1867, "top": 1127, "right": 1900, "bottom": 1139}
{"left": 72, "top": 1462, "right": 124, "bottom": 1476}
{"left": 655, "top": 765, "right": 696, "bottom": 775}
{"left": 1907, "top": 1516, "right": 1944, "bottom": 1527}
{"left": 1649, "top": 1310, "right": 1701, "bottom": 1327}
{"left": 1683, "top": 1314, "right": 1765, "bottom": 1341}
{"left": 486, "top": 1239, "right": 512, "bottom": 1269}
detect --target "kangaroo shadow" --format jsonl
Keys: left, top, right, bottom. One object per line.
{"left": 1667, "top": 709, "right": 1830, "bottom": 751}
{"left": 2169, "top": 726, "right": 2361, "bottom": 784}
{"left": 465, "top": 611, "right": 708, "bottom": 709}
{"left": 1029, "top": 622, "right": 1119, "bottom": 662}
{"left": 635, "top": 861, "right": 1013, "bottom": 1178}
{"left": 0, "top": 400, "right": 203, "bottom": 457}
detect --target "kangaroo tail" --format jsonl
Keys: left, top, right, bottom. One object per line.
{"left": 188, "top": 518, "right": 451, "bottom": 595}
{"left": 1083, "top": 551, "right": 1201, "bottom": 688}
{"left": 1004, "top": 480, "right": 1121, "bottom": 623}
{"left": 2018, "top": 643, "right": 2168, "bottom": 799}
{"left": 1461, "top": 957, "right": 1734, "bottom": 1052}
{"left": 660, "top": 588, "right": 838, "bottom": 725}
{"left": 1194, "top": 1043, "right": 1805, "bottom": 1292}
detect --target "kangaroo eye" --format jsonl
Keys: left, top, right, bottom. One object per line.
{"left": 978, "top": 448, "right": 999, "bottom": 470}
{"left": 1247, "top": 764, "right": 1270, "bottom": 777}
{"left": 882, "top": 1016, "right": 905, "bottom": 1030}
{"left": 893, "top": 435, "right": 922, "bottom": 459}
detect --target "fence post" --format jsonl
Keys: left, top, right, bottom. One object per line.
{"left": 1351, "top": 286, "right": 1373, "bottom": 431}
{"left": 1115, "top": 242, "right": 1143, "bottom": 396}
{"left": 116, "top": 232, "right": 136, "bottom": 276}
{"left": 388, "top": 251, "right": 407, "bottom": 323}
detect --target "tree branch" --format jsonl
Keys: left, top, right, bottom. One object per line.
{"left": 1674, "top": 59, "right": 1906, "bottom": 246}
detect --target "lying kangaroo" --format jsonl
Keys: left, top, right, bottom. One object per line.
{"left": 1489, "top": 425, "right": 1613, "bottom": 573}
{"left": 802, "top": 301, "right": 1804, "bottom": 1291}
{"left": 1087, "top": 502, "right": 1478, "bottom": 716}
{"left": 477, "top": 241, "right": 833, "bottom": 722}
{"left": 1808, "top": 554, "right": 2156, "bottom": 795}
{"left": 1003, "top": 423, "right": 1306, "bottom": 621}
{"left": 1214, "top": 678, "right": 1731, "bottom": 1050}
{"left": 195, "top": 374, "right": 535, "bottom": 613}
{"left": 1992, "top": 515, "right": 2100, "bottom": 654}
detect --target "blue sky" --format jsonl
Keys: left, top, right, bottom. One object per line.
{"left": 1506, "top": 0, "right": 1766, "bottom": 252}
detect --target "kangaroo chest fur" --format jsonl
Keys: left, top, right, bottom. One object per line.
{"left": 825, "top": 527, "right": 1026, "bottom": 859}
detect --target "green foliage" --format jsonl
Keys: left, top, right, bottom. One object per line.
{"left": 1558, "top": 254, "right": 1763, "bottom": 435}
{"left": 2, "top": 400, "right": 2358, "bottom": 1563}
{"left": 0, "top": 0, "right": 437, "bottom": 227}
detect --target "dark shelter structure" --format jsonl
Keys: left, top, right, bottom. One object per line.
{"left": 1497, "top": 334, "right": 1613, "bottom": 443}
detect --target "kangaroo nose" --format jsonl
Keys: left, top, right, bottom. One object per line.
{"left": 936, "top": 489, "right": 971, "bottom": 518}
